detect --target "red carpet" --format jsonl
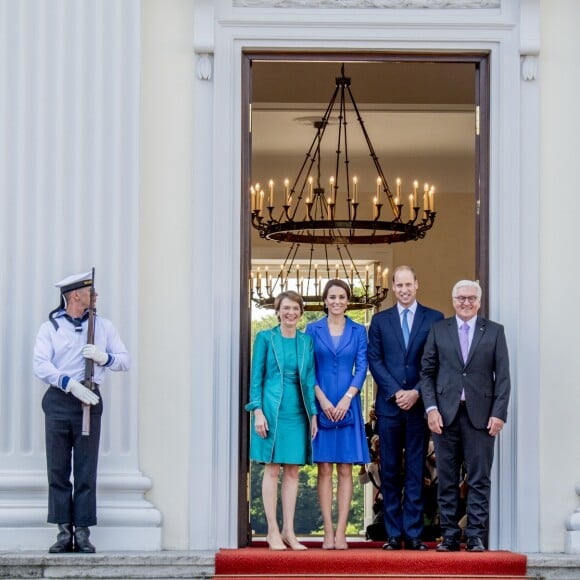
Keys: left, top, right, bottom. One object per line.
{"left": 214, "top": 541, "right": 528, "bottom": 579}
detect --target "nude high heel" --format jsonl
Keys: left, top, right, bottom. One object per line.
{"left": 281, "top": 533, "right": 308, "bottom": 550}
{"left": 266, "top": 534, "right": 287, "bottom": 550}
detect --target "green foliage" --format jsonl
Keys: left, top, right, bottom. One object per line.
{"left": 251, "top": 313, "right": 279, "bottom": 343}
{"left": 249, "top": 462, "right": 366, "bottom": 536}
{"left": 249, "top": 463, "right": 322, "bottom": 535}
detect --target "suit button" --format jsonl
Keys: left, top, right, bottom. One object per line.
{"left": 462, "top": 372, "right": 467, "bottom": 376}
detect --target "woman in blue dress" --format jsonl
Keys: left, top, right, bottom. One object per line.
{"left": 246, "top": 291, "right": 318, "bottom": 550}
{"left": 306, "top": 279, "right": 370, "bottom": 550}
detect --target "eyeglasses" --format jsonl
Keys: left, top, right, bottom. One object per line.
{"left": 453, "top": 295, "right": 478, "bottom": 304}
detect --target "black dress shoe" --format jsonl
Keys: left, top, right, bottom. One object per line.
{"left": 406, "top": 537, "right": 428, "bottom": 551}
{"left": 436, "top": 537, "right": 460, "bottom": 552}
{"left": 48, "top": 523, "right": 73, "bottom": 553}
{"left": 382, "top": 536, "right": 403, "bottom": 550}
{"left": 466, "top": 536, "right": 486, "bottom": 552}
{"left": 73, "top": 526, "right": 96, "bottom": 553}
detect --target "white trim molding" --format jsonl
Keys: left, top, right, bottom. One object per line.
{"left": 233, "top": 1, "right": 501, "bottom": 8}
{"left": 204, "top": 0, "right": 541, "bottom": 552}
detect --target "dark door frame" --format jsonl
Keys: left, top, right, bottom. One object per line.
{"left": 238, "top": 51, "right": 490, "bottom": 547}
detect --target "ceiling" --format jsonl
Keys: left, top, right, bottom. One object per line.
{"left": 251, "top": 60, "right": 476, "bottom": 159}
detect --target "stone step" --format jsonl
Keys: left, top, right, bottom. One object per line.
{"left": 2, "top": 551, "right": 580, "bottom": 580}
{"left": 0, "top": 551, "right": 215, "bottom": 579}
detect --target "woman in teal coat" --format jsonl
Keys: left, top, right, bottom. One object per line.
{"left": 246, "top": 291, "right": 318, "bottom": 550}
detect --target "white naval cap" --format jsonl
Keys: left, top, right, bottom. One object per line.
{"left": 55, "top": 271, "right": 93, "bottom": 294}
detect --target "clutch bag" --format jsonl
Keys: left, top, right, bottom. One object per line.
{"left": 318, "top": 409, "right": 355, "bottom": 429}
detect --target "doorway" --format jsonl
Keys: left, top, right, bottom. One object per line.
{"left": 239, "top": 52, "right": 489, "bottom": 546}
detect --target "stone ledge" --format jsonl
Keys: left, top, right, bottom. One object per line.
{"left": 0, "top": 551, "right": 215, "bottom": 579}
{"left": 526, "top": 552, "right": 580, "bottom": 580}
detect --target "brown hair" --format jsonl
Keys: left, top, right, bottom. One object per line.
{"left": 392, "top": 264, "right": 417, "bottom": 283}
{"left": 274, "top": 290, "right": 304, "bottom": 319}
{"left": 322, "top": 279, "right": 351, "bottom": 314}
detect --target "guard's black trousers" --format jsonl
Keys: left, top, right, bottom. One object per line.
{"left": 42, "top": 387, "right": 102, "bottom": 527}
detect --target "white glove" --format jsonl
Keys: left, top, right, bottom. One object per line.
{"left": 82, "top": 344, "right": 108, "bottom": 366}
{"left": 66, "top": 379, "right": 100, "bottom": 405}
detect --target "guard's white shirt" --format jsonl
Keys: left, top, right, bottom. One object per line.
{"left": 33, "top": 311, "right": 130, "bottom": 388}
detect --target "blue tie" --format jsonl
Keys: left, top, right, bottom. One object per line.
{"left": 402, "top": 308, "right": 410, "bottom": 348}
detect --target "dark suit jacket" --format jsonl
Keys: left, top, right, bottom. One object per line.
{"left": 419, "top": 316, "right": 511, "bottom": 429}
{"left": 368, "top": 303, "right": 444, "bottom": 418}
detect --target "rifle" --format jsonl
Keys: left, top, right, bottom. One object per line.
{"left": 81, "top": 267, "right": 96, "bottom": 436}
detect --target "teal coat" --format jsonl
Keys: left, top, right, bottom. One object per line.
{"left": 245, "top": 325, "right": 318, "bottom": 464}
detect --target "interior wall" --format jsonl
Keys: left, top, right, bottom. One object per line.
{"left": 392, "top": 192, "right": 475, "bottom": 317}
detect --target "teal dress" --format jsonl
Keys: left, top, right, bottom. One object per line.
{"left": 245, "top": 326, "right": 317, "bottom": 465}
{"left": 272, "top": 337, "right": 309, "bottom": 464}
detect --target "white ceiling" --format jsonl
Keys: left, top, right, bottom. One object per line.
{"left": 251, "top": 60, "right": 477, "bottom": 162}
{"left": 252, "top": 108, "right": 475, "bottom": 157}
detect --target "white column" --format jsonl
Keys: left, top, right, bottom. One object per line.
{"left": 0, "top": 0, "right": 161, "bottom": 550}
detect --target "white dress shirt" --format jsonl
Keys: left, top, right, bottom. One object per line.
{"left": 398, "top": 301, "right": 418, "bottom": 330}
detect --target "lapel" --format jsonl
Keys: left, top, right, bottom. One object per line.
{"left": 407, "top": 303, "right": 425, "bottom": 351}
{"left": 387, "top": 306, "right": 406, "bottom": 352}
{"left": 336, "top": 317, "right": 354, "bottom": 354}
{"left": 314, "top": 318, "right": 335, "bottom": 355}
{"left": 296, "top": 331, "right": 306, "bottom": 375}
{"left": 446, "top": 318, "right": 464, "bottom": 365}
{"left": 465, "top": 316, "right": 487, "bottom": 365}
{"left": 270, "top": 326, "right": 285, "bottom": 372}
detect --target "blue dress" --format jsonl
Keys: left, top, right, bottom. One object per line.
{"left": 306, "top": 317, "right": 371, "bottom": 465}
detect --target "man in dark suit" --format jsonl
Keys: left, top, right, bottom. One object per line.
{"left": 368, "top": 266, "right": 444, "bottom": 551}
{"left": 364, "top": 405, "right": 378, "bottom": 456}
{"left": 419, "top": 280, "right": 510, "bottom": 553}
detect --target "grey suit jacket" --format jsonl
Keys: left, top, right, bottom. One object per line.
{"left": 418, "top": 316, "right": 511, "bottom": 430}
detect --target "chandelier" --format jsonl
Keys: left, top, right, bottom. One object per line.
{"left": 250, "top": 259, "right": 389, "bottom": 312}
{"left": 250, "top": 65, "right": 437, "bottom": 311}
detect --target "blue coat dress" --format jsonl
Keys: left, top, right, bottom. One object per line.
{"left": 245, "top": 325, "right": 318, "bottom": 465}
{"left": 306, "top": 317, "right": 371, "bottom": 465}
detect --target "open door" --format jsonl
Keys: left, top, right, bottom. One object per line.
{"left": 239, "top": 52, "right": 490, "bottom": 547}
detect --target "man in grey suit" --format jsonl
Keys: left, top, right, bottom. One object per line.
{"left": 419, "top": 280, "right": 510, "bottom": 552}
